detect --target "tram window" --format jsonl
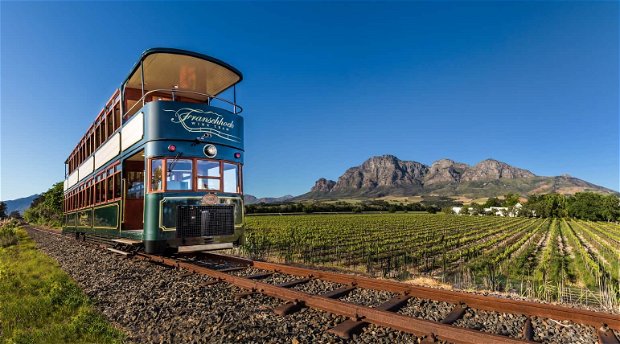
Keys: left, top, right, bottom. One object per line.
{"left": 89, "top": 133, "right": 94, "bottom": 154}
{"left": 166, "top": 159, "right": 193, "bottom": 190}
{"left": 197, "top": 178, "right": 220, "bottom": 191}
{"left": 106, "top": 111, "right": 114, "bottom": 137}
{"left": 113, "top": 105, "right": 121, "bottom": 131}
{"left": 127, "top": 171, "right": 144, "bottom": 199}
{"left": 197, "top": 160, "right": 220, "bottom": 177}
{"left": 95, "top": 182, "right": 101, "bottom": 203}
{"left": 95, "top": 124, "right": 101, "bottom": 148}
{"left": 87, "top": 184, "right": 92, "bottom": 206}
{"left": 223, "top": 163, "right": 239, "bottom": 193}
{"left": 151, "top": 159, "right": 163, "bottom": 191}
{"left": 114, "top": 174, "right": 121, "bottom": 198}
{"left": 107, "top": 176, "right": 113, "bottom": 200}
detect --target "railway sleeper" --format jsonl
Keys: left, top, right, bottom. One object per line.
{"left": 440, "top": 303, "right": 468, "bottom": 325}
{"left": 328, "top": 295, "right": 411, "bottom": 339}
{"left": 320, "top": 286, "right": 356, "bottom": 299}
{"left": 273, "top": 301, "right": 306, "bottom": 316}
{"left": 234, "top": 289, "right": 256, "bottom": 299}
{"left": 245, "top": 272, "right": 274, "bottom": 280}
{"left": 598, "top": 325, "right": 620, "bottom": 344}
{"left": 276, "top": 277, "right": 312, "bottom": 288}
{"left": 522, "top": 317, "right": 534, "bottom": 342}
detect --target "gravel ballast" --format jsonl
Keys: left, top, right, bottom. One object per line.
{"left": 24, "top": 228, "right": 609, "bottom": 344}
{"left": 25, "top": 228, "right": 424, "bottom": 343}
{"left": 397, "top": 297, "right": 454, "bottom": 322}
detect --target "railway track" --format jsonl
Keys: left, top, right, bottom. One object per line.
{"left": 27, "top": 226, "right": 620, "bottom": 344}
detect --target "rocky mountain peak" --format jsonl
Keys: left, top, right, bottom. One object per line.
{"left": 424, "top": 159, "right": 469, "bottom": 185}
{"left": 460, "top": 159, "right": 535, "bottom": 182}
{"left": 311, "top": 178, "right": 336, "bottom": 193}
{"left": 330, "top": 155, "right": 428, "bottom": 193}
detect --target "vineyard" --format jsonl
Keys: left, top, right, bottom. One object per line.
{"left": 241, "top": 214, "right": 620, "bottom": 309}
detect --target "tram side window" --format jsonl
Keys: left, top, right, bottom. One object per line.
{"left": 223, "top": 163, "right": 239, "bottom": 193}
{"left": 114, "top": 173, "right": 121, "bottom": 199}
{"left": 196, "top": 160, "right": 220, "bottom": 191}
{"left": 127, "top": 171, "right": 144, "bottom": 199}
{"left": 95, "top": 124, "right": 101, "bottom": 149}
{"left": 167, "top": 159, "right": 193, "bottom": 190}
{"left": 113, "top": 104, "right": 121, "bottom": 131}
{"left": 106, "top": 111, "right": 114, "bottom": 137}
{"left": 95, "top": 178, "right": 102, "bottom": 204}
{"left": 107, "top": 175, "right": 113, "bottom": 200}
{"left": 151, "top": 159, "right": 163, "bottom": 191}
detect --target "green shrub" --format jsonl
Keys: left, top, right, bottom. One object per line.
{"left": 0, "top": 219, "right": 20, "bottom": 247}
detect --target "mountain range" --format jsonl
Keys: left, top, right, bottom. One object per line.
{"left": 1, "top": 194, "right": 39, "bottom": 215}
{"left": 5, "top": 156, "right": 615, "bottom": 210}
{"left": 296, "top": 155, "right": 616, "bottom": 200}
{"left": 244, "top": 194, "right": 295, "bottom": 205}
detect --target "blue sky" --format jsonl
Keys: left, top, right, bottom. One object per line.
{"left": 1, "top": 1, "right": 618, "bottom": 200}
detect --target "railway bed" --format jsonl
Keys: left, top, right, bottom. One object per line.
{"left": 26, "top": 226, "right": 620, "bottom": 344}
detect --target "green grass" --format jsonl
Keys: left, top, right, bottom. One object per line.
{"left": 0, "top": 227, "right": 125, "bottom": 344}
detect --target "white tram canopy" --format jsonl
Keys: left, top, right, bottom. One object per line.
{"left": 124, "top": 48, "right": 243, "bottom": 102}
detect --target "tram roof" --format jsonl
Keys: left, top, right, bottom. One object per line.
{"left": 123, "top": 48, "right": 243, "bottom": 97}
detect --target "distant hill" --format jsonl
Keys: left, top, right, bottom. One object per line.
{"left": 296, "top": 155, "right": 617, "bottom": 200}
{"left": 244, "top": 194, "right": 294, "bottom": 205}
{"left": 2, "top": 194, "right": 39, "bottom": 215}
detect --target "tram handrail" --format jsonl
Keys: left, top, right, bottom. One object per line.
{"left": 123, "top": 88, "right": 243, "bottom": 118}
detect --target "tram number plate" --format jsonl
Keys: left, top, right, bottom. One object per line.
{"left": 201, "top": 193, "right": 219, "bottom": 205}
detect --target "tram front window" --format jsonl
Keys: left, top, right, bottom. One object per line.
{"left": 147, "top": 158, "right": 241, "bottom": 194}
{"left": 223, "top": 163, "right": 238, "bottom": 193}
{"left": 197, "top": 160, "right": 220, "bottom": 191}
{"left": 167, "top": 159, "right": 193, "bottom": 190}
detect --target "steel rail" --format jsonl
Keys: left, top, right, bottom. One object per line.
{"left": 202, "top": 252, "right": 620, "bottom": 331}
{"left": 137, "top": 252, "right": 528, "bottom": 344}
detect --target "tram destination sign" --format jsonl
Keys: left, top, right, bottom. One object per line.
{"left": 164, "top": 107, "right": 241, "bottom": 143}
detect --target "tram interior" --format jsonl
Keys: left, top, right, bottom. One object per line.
{"left": 123, "top": 151, "right": 145, "bottom": 231}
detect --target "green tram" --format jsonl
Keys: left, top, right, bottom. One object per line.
{"left": 63, "top": 48, "right": 245, "bottom": 253}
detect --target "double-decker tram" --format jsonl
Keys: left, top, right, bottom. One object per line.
{"left": 63, "top": 48, "right": 245, "bottom": 253}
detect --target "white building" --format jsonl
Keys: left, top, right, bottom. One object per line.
{"left": 484, "top": 203, "right": 522, "bottom": 217}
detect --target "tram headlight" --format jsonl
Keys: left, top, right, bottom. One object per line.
{"left": 204, "top": 144, "right": 217, "bottom": 158}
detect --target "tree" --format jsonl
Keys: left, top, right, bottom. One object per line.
{"left": 0, "top": 201, "right": 6, "bottom": 218}
{"left": 460, "top": 205, "right": 469, "bottom": 215}
{"left": 601, "top": 195, "right": 620, "bottom": 222}
{"left": 470, "top": 203, "right": 484, "bottom": 215}
{"left": 567, "top": 192, "right": 604, "bottom": 221}
{"left": 484, "top": 197, "right": 502, "bottom": 208}
{"left": 23, "top": 182, "right": 64, "bottom": 227}
{"left": 503, "top": 193, "right": 521, "bottom": 207}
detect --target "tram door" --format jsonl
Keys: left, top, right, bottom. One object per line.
{"left": 123, "top": 152, "right": 145, "bottom": 230}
